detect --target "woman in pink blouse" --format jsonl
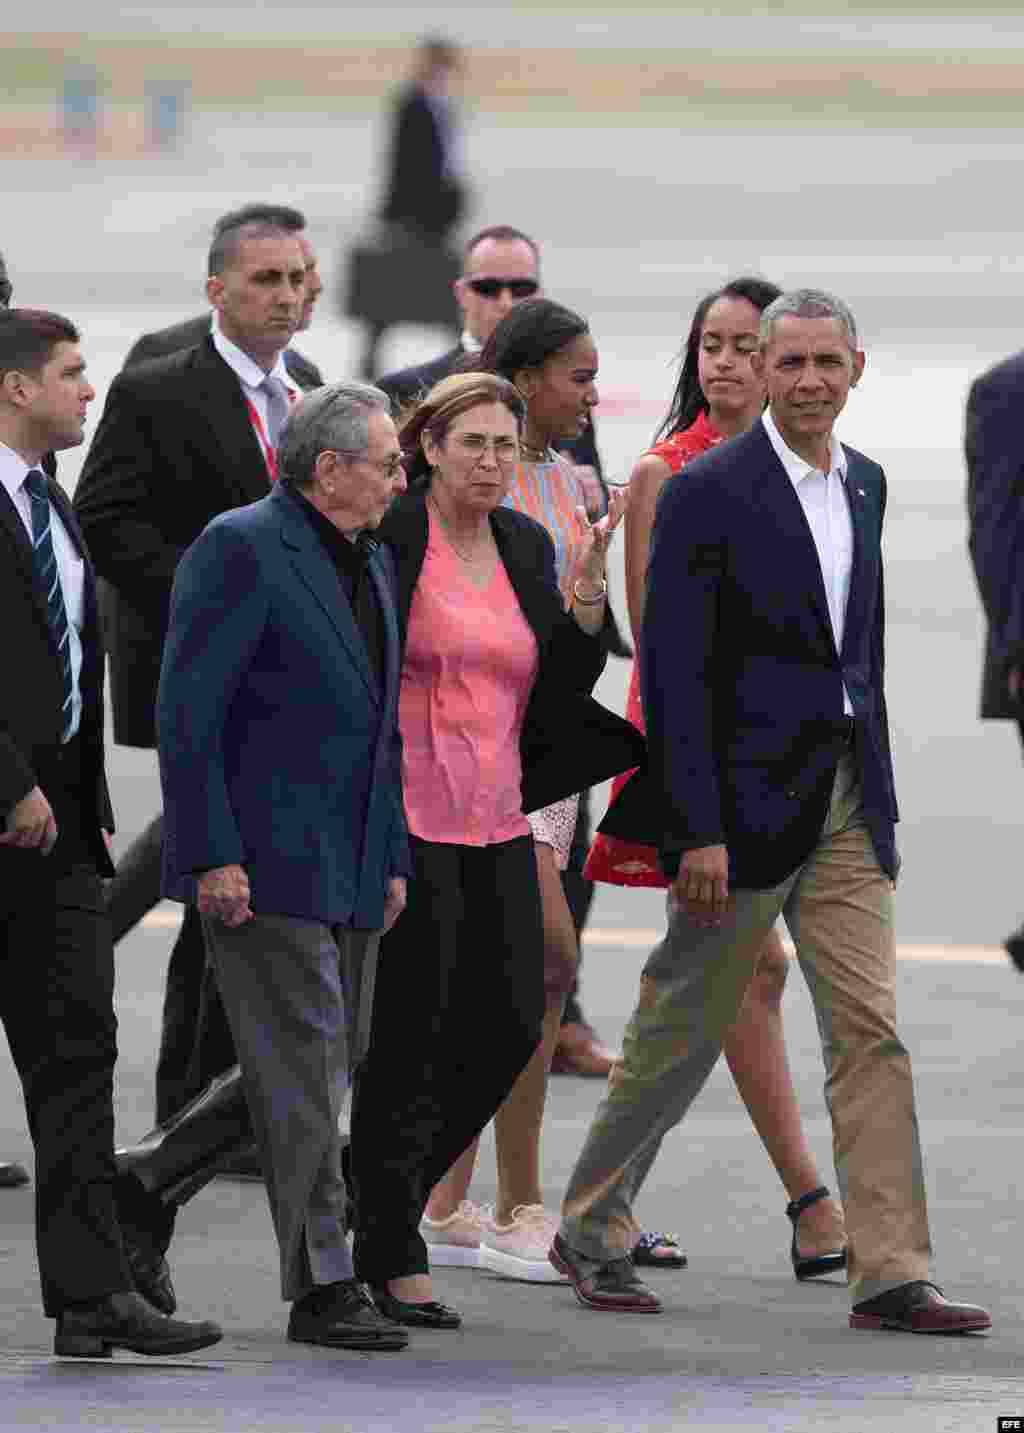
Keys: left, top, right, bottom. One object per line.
{"left": 349, "top": 373, "right": 641, "bottom": 1328}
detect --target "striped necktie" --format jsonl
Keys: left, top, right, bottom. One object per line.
{"left": 260, "top": 374, "right": 292, "bottom": 450}
{"left": 24, "top": 470, "right": 75, "bottom": 741}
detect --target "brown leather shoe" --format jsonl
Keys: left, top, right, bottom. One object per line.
{"left": 850, "top": 1281, "right": 991, "bottom": 1334}
{"left": 550, "top": 1022, "right": 618, "bottom": 1078}
{"left": 549, "top": 1233, "right": 661, "bottom": 1313}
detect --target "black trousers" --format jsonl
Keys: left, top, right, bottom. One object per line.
{"left": 107, "top": 810, "right": 237, "bottom": 1121}
{"left": 0, "top": 755, "right": 132, "bottom": 1316}
{"left": 350, "top": 836, "right": 545, "bottom": 1285}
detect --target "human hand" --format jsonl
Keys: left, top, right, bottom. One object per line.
{"left": 382, "top": 876, "right": 407, "bottom": 934}
{"left": 0, "top": 786, "right": 58, "bottom": 856}
{"left": 197, "top": 864, "right": 253, "bottom": 926}
{"left": 671, "top": 844, "right": 730, "bottom": 927}
{"left": 574, "top": 488, "right": 629, "bottom": 589}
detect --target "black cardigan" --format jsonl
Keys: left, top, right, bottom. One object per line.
{"left": 378, "top": 495, "right": 644, "bottom": 814}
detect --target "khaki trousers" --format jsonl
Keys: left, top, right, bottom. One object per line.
{"left": 561, "top": 754, "right": 931, "bottom": 1303}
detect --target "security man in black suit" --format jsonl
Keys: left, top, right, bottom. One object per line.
{"left": 0, "top": 306, "right": 221, "bottom": 1358}
{"left": 379, "top": 223, "right": 629, "bottom": 1076}
{"left": 966, "top": 349, "right": 1024, "bottom": 966}
{"left": 75, "top": 215, "right": 317, "bottom": 1137}
{"left": 122, "top": 202, "right": 324, "bottom": 386}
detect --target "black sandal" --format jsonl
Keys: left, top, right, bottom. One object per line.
{"left": 786, "top": 1185, "right": 847, "bottom": 1281}
{"left": 631, "top": 1231, "right": 688, "bottom": 1269}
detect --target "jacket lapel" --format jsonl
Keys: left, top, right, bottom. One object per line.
{"left": 489, "top": 507, "right": 557, "bottom": 649}
{"left": 0, "top": 476, "right": 59, "bottom": 651}
{"left": 839, "top": 451, "right": 873, "bottom": 662}
{"left": 366, "top": 547, "right": 401, "bottom": 714}
{"left": 188, "top": 339, "right": 272, "bottom": 507}
{"left": 275, "top": 489, "right": 379, "bottom": 705}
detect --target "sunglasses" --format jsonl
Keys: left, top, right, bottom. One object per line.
{"left": 466, "top": 277, "right": 539, "bottom": 300}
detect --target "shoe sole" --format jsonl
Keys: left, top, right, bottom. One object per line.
{"left": 288, "top": 1330, "right": 409, "bottom": 1351}
{"left": 55, "top": 1330, "right": 223, "bottom": 1358}
{"left": 848, "top": 1312, "right": 992, "bottom": 1334}
{"left": 548, "top": 1245, "right": 662, "bottom": 1313}
{"left": 479, "top": 1243, "right": 567, "bottom": 1283}
{"left": 423, "top": 1242, "right": 481, "bottom": 1268}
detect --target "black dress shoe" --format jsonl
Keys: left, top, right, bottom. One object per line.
{"left": 0, "top": 1162, "right": 29, "bottom": 1189}
{"left": 850, "top": 1281, "right": 991, "bottom": 1335}
{"left": 1005, "top": 923, "right": 1024, "bottom": 972}
{"left": 549, "top": 1233, "right": 662, "bottom": 1313}
{"left": 371, "top": 1286, "right": 462, "bottom": 1330}
{"left": 54, "top": 1290, "right": 222, "bottom": 1358}
{"left": 785, "top": 1185, "right": 847, "bottom": 1281}
{"left": 288, "top": 1280, "right": 409, "bottom": 1351}
{"left": 123, "top": 1235, "right": 177, "bottom": 1317}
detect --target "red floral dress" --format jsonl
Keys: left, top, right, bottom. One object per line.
{"left": 584, "top": 411, "right": 724, "bottom": 886}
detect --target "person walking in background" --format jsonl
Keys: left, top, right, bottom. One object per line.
{"left": 158, "top": 384, "right": 410, "bottom": 1353}
{"left": 0, "top": 306, "right": 221, "bottom": 1359}
{"left": 965, "top": 346, "right": 1024, "bottom": 969}
{"left": 586, "top": 277, "right": 847, "bottom": 1278}
{"left": 74, "top": 212, "right": 317, "bottom": 1144}
{"left": 380, "top": 225, "right": 628, "bottom": 1080}
{"left": 349, "top": 372, "right": 642, "bottom": 1326}
{"left": 553, "top": 289, "right": 991, "bottom": 1336}
{"left": 352, "top": 35, "right": 468, "bottom": 382}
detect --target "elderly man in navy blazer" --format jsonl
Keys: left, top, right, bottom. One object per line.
{"left": 552, "top": 290, "right": 991, "bottom": 1336}
{"left": 158, "top": 382, "right": 411, "bottom": 1352}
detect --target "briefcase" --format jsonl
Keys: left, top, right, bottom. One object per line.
{"left": 341, "top": 226, "right": 460, "bottom": 329}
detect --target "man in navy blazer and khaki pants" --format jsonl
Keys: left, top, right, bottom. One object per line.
{"left": 552, "top": 290, "right": 991, "bottom": 1335}
{"left": 158, "top": 382, "right": 411, "bottom": 1352}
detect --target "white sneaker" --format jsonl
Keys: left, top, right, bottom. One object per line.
{"left": 420, "top": 1200, "right": 484, "bottom": 1267}
{"left": 478, "top": 1204, "right": 567, "bottom": 1283}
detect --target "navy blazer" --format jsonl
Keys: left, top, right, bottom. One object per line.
{"left": 599, "top": 420, "right": 898, "bottom": 889}
{"left": 158, "top": 484, "right": 410, "bottom": 927}
{"left": 965, "top": 350, "right": 1024, "bottom": 719}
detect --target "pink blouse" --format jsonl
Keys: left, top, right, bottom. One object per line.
{"left": 399, "top": 509, "right": 539, "bottom": 846}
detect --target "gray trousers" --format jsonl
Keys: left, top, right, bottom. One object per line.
{"left": 202, "top": 911, "right": 379, "bottom": 1302}
{"left": 561, "top": 755, "right": 931, "bottom": 1305}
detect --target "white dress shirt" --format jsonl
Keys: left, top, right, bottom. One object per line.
{"left": 210, "top": 316, "right": 298, "bottom": 447}
{"left": 761, "top": 411, "right": 854, "bottom": 716}
{"left": 0, "top": 442, "right": 85, "bottom": 740}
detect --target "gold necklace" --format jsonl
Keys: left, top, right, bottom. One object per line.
{"left": 429, "top": 497, "right": 490, "bottom": 564}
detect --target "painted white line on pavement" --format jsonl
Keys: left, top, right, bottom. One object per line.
{"left": 138, "top": 909, "right": 1007, "bottom": 966}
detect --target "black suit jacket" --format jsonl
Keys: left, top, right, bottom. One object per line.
{"left": 600, "top": 421, "right": 899, "bottom": 888}
{"left": 378, "top": 494, "right": 644, "bottom": 814}
{"left": 0, "top": 467, "right": 115, "bottom": 874}
{"left": 380, "top": 86, "right": 465, "bottom": 240}
{"left": 122, "top": 314, "right": 323, "bottom": 388}
{"left": 73, "top": 336, "right": 319, "bottom": 748}
{"left": 965, "top": 351, "right": 1024, "bottom": 719}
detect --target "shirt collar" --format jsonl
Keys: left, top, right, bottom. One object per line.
{"left": 461, "top": 329, "right": 483, "bottom": 355}
{"left": 210, "top": 313, "right": 296, "bottom": 394}
{"left": 761, "top": 409, "right": 847, "bottom": 490}
{"left": 0, "top": 439, "right": 38, "bottom": 504}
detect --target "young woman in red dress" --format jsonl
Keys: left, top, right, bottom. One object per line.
{"left": 587, "top": 278, "right": 849, "bottom": 1278}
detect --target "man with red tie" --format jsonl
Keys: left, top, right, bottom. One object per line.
{"left": 74, "top": 217, "right": 313, "bottom": 1172}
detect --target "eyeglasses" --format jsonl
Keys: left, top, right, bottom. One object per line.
{"left": 465, "top": 278, "right": 540, "bottom": 300}
{"left": 334, "top": 450, "right": 405, "bottom": 480}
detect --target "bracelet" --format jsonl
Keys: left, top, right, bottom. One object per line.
{"left": 572, "top": 577, "right": 607, "bottom": 606}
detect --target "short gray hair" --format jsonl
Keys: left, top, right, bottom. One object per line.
{"left": 760, "top": 288, "right": 859, "bottom": 349}
{"left": 278, "top": 382, "right": 391, "bottom": 488}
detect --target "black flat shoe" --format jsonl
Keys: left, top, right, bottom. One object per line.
{"left": 786, "top": 1185, "right": 847, "bottom": 1280}
{"left": 288, "top": 1280, "right": 409, "bottom": 1351}
{"left": 0, "top": 1161, "right": 29, "bottom": 1189}
{"left": 372, "top": 1287, "right": 462, "bottom": 1330}
{"left": 54, "top": 1290, "right": 222, "bottom": 1358}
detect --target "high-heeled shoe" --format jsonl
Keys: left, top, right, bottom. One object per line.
{"left": 786, "top": 1185, "right": 847, "bottom": 1281}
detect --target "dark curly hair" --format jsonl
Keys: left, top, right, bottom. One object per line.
{"left": 475, "top": 297, "right": 589, "bottom": 382}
